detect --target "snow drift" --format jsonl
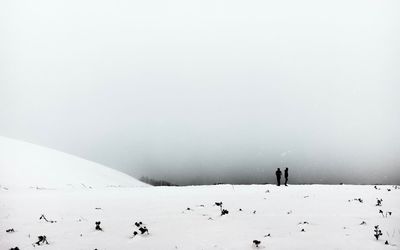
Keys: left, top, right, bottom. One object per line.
{"left": 0, "top": 136, "right": 147, "bottom": 188}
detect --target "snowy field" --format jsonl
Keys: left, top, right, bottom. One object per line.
{"left": 1, "top": 184, "right": 399, "bottom": 250}
{"left": 1, "top": 136, "right": 399, "bottom": 249}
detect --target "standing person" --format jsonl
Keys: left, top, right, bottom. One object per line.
{"left": 275, "top": 168, "right": 282, "bottom": 186}
{"left": 284, "top": 168, "right": 289, "bottom": 186}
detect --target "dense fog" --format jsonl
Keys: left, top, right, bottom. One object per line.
{"left": 1, "top": 0, "right": 399, "bottom": 184}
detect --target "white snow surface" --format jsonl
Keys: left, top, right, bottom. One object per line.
{"left": 0, "top": 136, "right": 147, "bottom": 188}
{"left": 1, "top": 136, "right": 399, "bottom": 249}
{"left": 1, "top": 185, "right": 399, "bottom": 250}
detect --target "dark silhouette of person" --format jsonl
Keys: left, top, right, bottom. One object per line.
{"left": 284, "top": 168, "right": 289, "bottom": 186}
{"left": 275, "top": 168, "right": 282, "bottom": 186}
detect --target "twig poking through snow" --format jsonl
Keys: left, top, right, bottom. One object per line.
{"left": 39, "top": 214, "right": 56, "bottom": 223}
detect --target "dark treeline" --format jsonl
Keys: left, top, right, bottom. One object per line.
{"left": 140, "top": 176, "right": 178, "bottom": 186}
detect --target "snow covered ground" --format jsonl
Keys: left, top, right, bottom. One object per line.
{"left": 1, "top": 185, "right": 399, "bottom": 250}
{"left": 1, "top": 137, "right": 399, "bottom": 249}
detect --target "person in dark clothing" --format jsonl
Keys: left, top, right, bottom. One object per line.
{"left": 275, "top": 168, "right": 282, "bottom": 186}
{"left": 284, "top": 168, "right": 289, "bottom": 186}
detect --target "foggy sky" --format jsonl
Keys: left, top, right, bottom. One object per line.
{"left": 1, "top": 0, "right": 399, "bottom": 185}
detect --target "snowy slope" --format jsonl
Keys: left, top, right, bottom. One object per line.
{"left": 1, "top": 185, "right": 399, "bottom": 250}
{"left": 0, "top": 136, "right": 148, "bottom": 189}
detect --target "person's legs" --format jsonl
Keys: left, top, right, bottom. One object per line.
{"left": 277, "top": 177, "right": 281, "bottom": 186}
{"left": 285, "top": 177, "right": 288, "bottom": 186}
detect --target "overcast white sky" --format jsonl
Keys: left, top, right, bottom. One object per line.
{"left": 1, "top": 0, "right": 399, "bottom": 184}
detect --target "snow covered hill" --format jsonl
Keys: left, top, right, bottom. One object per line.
{"left": 0, "top": 136, "right": 148, "bottom": 189}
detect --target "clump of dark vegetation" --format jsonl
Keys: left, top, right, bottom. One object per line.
{"left": 95, "top": 221, "right": 103, "bottom": 231}
{"left": 6, "top": 228, "right": 15, "bottom": 233}
{"left": 139, "top": 227, "right": 149, "bottom": 235}
{"left": 39, "top": 214, "right": 56, "bottom": 223}
{"left": 253, "top": 240, "right": 261, "bottom": 247}
{"left": 214, "top": 202, "right": 229, "bottom": 216}
{"left": 360, "top": 221, "right": 366, "bottom": 225}
{"left": 355, "top": 198, "right": 363, "bottom": 203}
{"left": 374, "top": 225, "right": 383, "bottom": 240}
{"left": 139, "top": 176, "right": 177, "bottom": 186}
{"left": 9, "top": 247, "right": 19, "bottom": 250}
{"left": 221, "top": 209, "right": 229, "bottom": 216}
{"left": 348, "top": 198, "right": 364, "bottom": 203}
{"left": 301, "top": 228, "right": 305, "bottom": 232}
{"left": 34, "top": 235, "right": 49, "bottom": 246}
{"left": 133, "top": 221, "right": 149, "bottom": 237}
{"left": 298, "top": 221, "right": 309, "bottom": 225}
{"left": 376, "top": 198, "right": 383, "bottom": 206}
